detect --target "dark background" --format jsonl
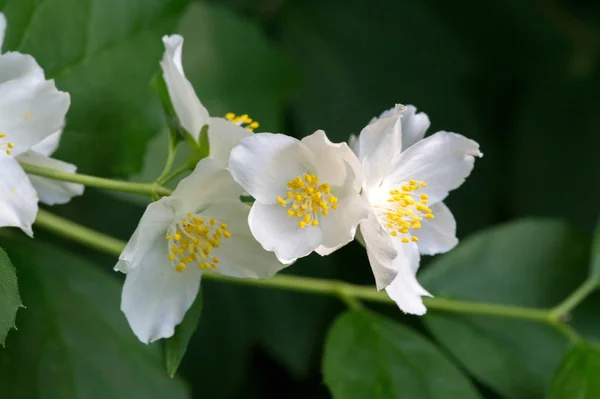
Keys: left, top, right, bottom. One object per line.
{"left": 1, "top": 0, "right": 600, "bottom": 398}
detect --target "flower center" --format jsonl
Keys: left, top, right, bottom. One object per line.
{"left": 165, "top": 213, "right": 231, "bottom": 272}
{"left": 276, "top": 174, "right": 338, "bottom": 228}
{"left": 0, "top": 132, "right": 14, "bottom": 155}
{"left": 225, "top": 112, "right": 259, "bottom": 132}
{"left": 382, "top": 180, "right": 434, "bottom": 243}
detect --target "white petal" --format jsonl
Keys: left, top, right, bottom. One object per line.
{"left": 360, "top": 210, "right": 398, "bottom": 290}
{"left": 30, "top": 129, "right": 62, "bottom": 156}
{"left": 249, "top": 202, "right": 322, "bottom": 264}
{"left": 0, "top": 13, "right": 6, "bottom": 52}
{"left": 0, "top": 52, "right": 44, "bottom": 83}
{"left": 299, "top": 130, "right": 363, "bottom": 191}
{"left": 0, "top": 155, "right": 37, "bottom": 236}
{"left": 401, "top": 105, "right": 430, "bottom": 150}
{"left": 16, "top": 151, "right": 83, "bottom": 205}
{"left": 315, "top": 181, "right": 367, "bottom": 256}
{"left": 115, "top": 199, "right": 175, "bottom": 273}
{"left": 229, "top": 133, "right": 304, "bottom": 204}
{"left": 198, "top": 202, "right": 286, "bottom": 278}
{"left": 385, "top": 242, "right": 432, "bottom": 315}
{"left": 207, "top": 117, "right": 252, "bottom": 168}
{"left": 357, "top": 104, "right": 404, "bottom": 190}
{"left": 417, "top": 202, "right": 458, "bottom": 256}
{"left": 167, "top": 157, "right": 243, "bottom": 214}
{"left": 161, "top": 35, "right": 209, "bottom": 142}
{"left": 120, "top": 243, "right": 202, "bottom": 343}
{"left": 0, "top": 70, "right": 69, "bottom": 156}
{"left": 383, "top": 132, "right": 482, "bottom": 204}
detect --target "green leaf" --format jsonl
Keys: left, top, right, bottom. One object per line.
{"left": 420, "top": 218, "right": 592, "bottom": 399}
{"left": 1, "top": 0, "right": 189, "bottom": 176}
{"left": 165, "top": 291, "right": 203, "bottom": 377}
{"left": 548, "top": 342, "right": 600, "bottom": 399}
{"left": 323, "top": 310, "right": 483, "bottom": 399}
{"left": 0, "top": 236, "right": 190, "bottom": 399}
{"left": 591, "top": 218, "right": 600, "bottom": 280}
{"left": 0, "top": 247, "right": 21, "bottom": 346}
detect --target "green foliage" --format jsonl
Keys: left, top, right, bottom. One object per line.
{"left": 0, "top": 236, "right": 189, "bottom": 399}
{"left": 165, "top": 291, "right": 203, "bottom": 377}
{"left": 548, "top": 342, "right": 600, "bottom": 399}
{"left": 0, "top": 247, "right": 21, "bottom": 346}
{"left": 323, "top": 310, "right": 482, "bottom": 399}
{"left": 0, "top": 0, "right": 189, "bottom": 177}
{"left": 421, "top": 219, "right": 592, "bottom": 398}
{"left": 591, "top": 218, "right": 600, "bottom": 280}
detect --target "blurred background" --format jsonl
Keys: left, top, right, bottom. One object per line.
{"left": 1, "top": 0, "right": 599, "bottom": 398}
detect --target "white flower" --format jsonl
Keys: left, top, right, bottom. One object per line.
{"left": 161, "top": 34, "right": 258, "bottom": 167}
{"left": 0, "top": 13, "right": 80, "bottom": 236}
{"left": 115, "top": 158, "right": 284, "bottom": 343}
{"left": 228, "top": 130, "right": 368, "bottom": 264}
{"left": 353, "top": 104, "right": 482, "bottom": 315}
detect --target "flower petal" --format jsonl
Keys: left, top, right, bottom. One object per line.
{"left": 0, "top": 70, "right": 69, "bottom": 155}
{"left": 115, "top": 199, "right": 175, "bottom": 273}
{"left": 359, "top": 210, "right": 398, "bottom": 290}
{"left": 249, "top": 202, "right": 322, "bottom": 264}
{"left": 385, "top": 242, "right": 432, "bottom": 315}
{"left": 0, "top": 13, "right": 6, "bottom": 52}
{"left": 356, "top": 105, "right": 404, "bottom": 190}
{"left": 401, "top": 105, "right": 430, "bottom": 150}
{"left": 167, "top": 157, "right": 243, "bottom": 214}
{"left": 299, "top": 130, "right": 363, "bottom": 191}
{"left": 383, "top": 131, "right": 482, "bottom": 204}
{"left": 417, "top": 201, "right": 458, "bottom": 256}
{"left": 0, "top": 52, "right": 44, "bottom": 83}
{"left": 229, "top": 133, "right": 304, "bottom": 204}
{"left": 207, "top": 117, "right": 252, "bottom": 168}
{"left": 315, "top": 169, "right": 368, "bottom": 256}
{"left": 16, "top": 151, "right": 84, "bottom": 205}
{"left": 30, "top": 129, "right": 62, "bottom": 156}
{"left": 198, "top": 201, "right": 286, "bottom": 278}
{"left": 161, "top": 35, "right": 209, "bottom": 142}
{"left": 0, "top": 155, "right": 37, "bottom": 236}
{"left": 120, "top": 243, "right": 202, "bottom": 343}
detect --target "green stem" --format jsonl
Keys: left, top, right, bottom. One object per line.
{"left": 34, "top": 210, "right": 561, "bottom": 323}
{"left": 35, "top": 209, "right": 125, "bottom": 256}
{"left": 551, "top": 278, "right": 598, "bottom": 320}
{"left": 156, "top": 163, "right": 192, "bottom": 186}
{"left": 154, "top": 132, "right": 180, "bottom": 185}
{"left": 21, "top": 162, "right": 173, "bottom": 197}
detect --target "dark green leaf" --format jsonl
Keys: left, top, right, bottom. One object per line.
{"left": 421, "top": 218, "right": 591, "bottom": 399}
{"left": 0, "top": 236, "right": 190, "bottom": 399}
{"left": 1, "top": 0, "right": 189, "bottom": 176}
{"left": 323, "top": 310, "right": 483, "bottom": 399}
{"left": 548, "top": 342, "right": 600, "bottom": 399}
{"left": 591, "top": 218, "right": 600, "bottom": 280}
{"left": 0, "top": 247, "right": 21, "bottom": 346}
{"left": 165, "top": 291, "right": 203, "bottom": 377}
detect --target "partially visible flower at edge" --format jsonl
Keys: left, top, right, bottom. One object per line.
{"left": 229, "top": 130, "right": 368, "bottom": 264}
{"left": 161, "top": 34, "right": 260, "bottom": 167}
{"left": 115, "top": 157, "right": 285, "bottom": 343}
{"left": 352, "top": 104, "right": 482, "bottom": 315}
{"left": 0, "top": 12, "right": 82, "bottom": 236}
